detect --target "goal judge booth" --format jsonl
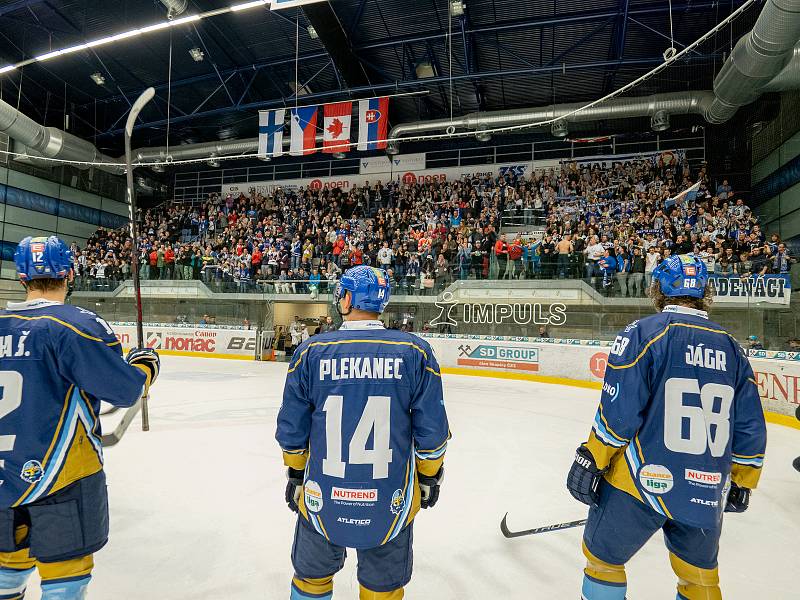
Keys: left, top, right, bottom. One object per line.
{"left": 276, "top": 265, "right": 451, "bottom": 600}
{"left": 0, "top": 236, "right": 159, "bottom": 600}
{"left": 566, "top": 253, "right": 767, "bottom": 600}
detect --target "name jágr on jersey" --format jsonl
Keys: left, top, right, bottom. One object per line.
{"left": 319, "top": 357, "right": 404, "bottom": 381}
{"left": 685, "top": 343, "right": 727, "bottom": 371}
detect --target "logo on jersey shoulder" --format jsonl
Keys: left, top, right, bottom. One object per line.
{"left": 690, "top": 497, "right": 719, "bottom": 507}
{"left": 639, "top": 464, "right": 673, "bottom": 495}
{"left": 20, "top": 460, "right": 44, "bottom": 484}
{"left": 624, "top": 320, "right": 640, "bottom": 333}
{"left": 602, "top": 381, "right": 620, "bottom": 403}
{"left": 304, "top": 480, "right": 323, "bottom": 513}
{"left": 389, "top": 489, "right": 405, "bottom": 515}
{"left": 685, "top": 469, "right": 722, "bottom": 488}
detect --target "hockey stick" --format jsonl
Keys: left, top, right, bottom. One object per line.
{"left": 125, "top": 87, "right": 155, "bottom": 432}
{"left": 794, "top": 406, "right": 800, "bottom": 473}
{"left": 500, "top": 513, "right": 587, "bottom": 538}
{"left": 102, "top": 87, "right": 156, "bottom": 446}
{"left": 100, "top": 397, "right": 142, "bottom": 447}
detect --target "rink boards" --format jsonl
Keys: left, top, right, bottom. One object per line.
{"left": 109, "top": 323, "right": 799, "bottom": 428}
{"left": 419, "top": 334, "right": 800, "bottom": 428}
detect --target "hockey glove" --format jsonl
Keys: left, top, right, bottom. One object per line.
{"left": 126, "top": 348, "right": 160, "bottom": 389}
{"left": 285, "top": 468, "right": 304, "bottom": 513}
{"left": 566, "top": 446, "right": 603, "bottom": 506}
{"left": 419, "top": 467, "right": 445, "bottom": 509}
{"left": 724, "top": 482, "right": 751, "bottom": 513}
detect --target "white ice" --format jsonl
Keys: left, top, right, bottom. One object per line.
{"left": 24, "top": 356, "right": 800, "bottom": 599}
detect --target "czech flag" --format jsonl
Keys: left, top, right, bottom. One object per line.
{"left": 358, "top": 97, "right": 389, "bottom": 151}
{"left": 258, "top": 109, "right": 285, "bottom": 158}
{"left": 323, "top": 101, "right": 353, "bottom": 154}
{"left": 290, "top": 106, "right": 319, "bottom": 156}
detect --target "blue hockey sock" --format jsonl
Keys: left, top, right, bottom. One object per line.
{"left": 40, "top": 575, "right": 90, "bottom": 600}
{"left": 0, "top": 566, "right": 34, "bottom": 600}
{"left": 581, "top": 573, "right": 627, "bottom": 600}
{"left": 291, "top": 586, "right": 332, "bottom": 600}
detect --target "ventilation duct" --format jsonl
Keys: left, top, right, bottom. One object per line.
{"left": 131, "top": 135, "right": 324, "bottom": 164}
{"left": 160, "top": 0, "right": 188, "bottom": 20}
{"left": 0, "top": 96, "right": 122, "bottom": 173}
{"left": 703, "top": 0, "right": 800, "bottom": 123}
{"left": 386, "top": 91, "right": 715, "bottom": 154}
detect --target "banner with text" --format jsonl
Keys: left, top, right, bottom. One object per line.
{"left": 112, "top": 324, "right": 257, "bottom": 359}
{"left": 711, "top": 275, "right": 791, "bottom": 306}
{"left": 222, "top": 158, "right": 562, "bottom": 198}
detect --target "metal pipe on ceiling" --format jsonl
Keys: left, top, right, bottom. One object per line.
{"left": 159, "top": 0, "right": 188, "bottom": 20}
{"left": 702, "top": 0, "right": 800, "bottom": 123}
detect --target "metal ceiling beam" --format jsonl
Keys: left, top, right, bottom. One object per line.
{"left": 357, "top": 1, "right": 719, "bottom": 51}
{"left": 603, "top": 0, "right": 631, "bottom": 94}
{"left": 302, "top": 2, "right": 373, "bottom": 88}
{"left": 74, "top": 0, "right": 721, "bottom": 113}
{"left": 98, "top": 53, "right": 720, "bottom": 137}
{"left": 0, "top": 0, "right": 47, "bottom": 17}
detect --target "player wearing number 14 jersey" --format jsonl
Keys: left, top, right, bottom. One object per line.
{"left": 567, "top": 254, "right": 767, "bottom": 600}
{"left": 276, "top": 266, "right": 450, "bottom": 600}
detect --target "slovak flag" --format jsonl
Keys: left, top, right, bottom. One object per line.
{"left": 323, "top": 101, "right": 353, "bottom": 153}
{"left": 358, "top": 97, "right": 389, "bottom": 151}
{"left": 258, "top": 109, "right": 285, "bottom": 158}
{"left": 290, "top": 106, "right": 319, "bottom": 156}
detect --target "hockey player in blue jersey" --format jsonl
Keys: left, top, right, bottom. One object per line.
{"left": 276, "top": 265, "right": 450, "bottom": 600}
{"left": 0, "top": 236, "right": 160, "bottom": 600}
{"left": 567, "top": 253, "right": 767, "bottom": 600}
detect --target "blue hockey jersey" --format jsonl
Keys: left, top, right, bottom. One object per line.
{"left": 0, "top": 299, "right": 146, "bottom": 508}
{"left": 276, "top": 320, "right": 450, "bottom": 549}
{"left": 584, "top": 305, "right": 767, "bottom": 529}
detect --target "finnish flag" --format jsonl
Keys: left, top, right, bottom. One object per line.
{"left": 258, "top": 109, "right": 285, "bottom": 158}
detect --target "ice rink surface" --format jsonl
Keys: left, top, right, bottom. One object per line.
{"left": 27, "top": 356, "right": 799, "bottom": 599}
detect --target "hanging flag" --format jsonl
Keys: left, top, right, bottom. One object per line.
{"left": 290, "top": 106, "right": 319, "bottom": 156}
{"left": 258, "top": 109, "right": 285, "bottom": 158}
{"left": 358, "top": 97, "right": 389, "bottom": 151}
{"left": 322, "top": 101, "right": 353, "bottom": 154}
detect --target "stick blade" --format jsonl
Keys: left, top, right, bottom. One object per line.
{"left": 500, "top": 513, "right": 524, "bottom": 538}
{"left": 125, "top": 87, "right": 156, "bottom": 137}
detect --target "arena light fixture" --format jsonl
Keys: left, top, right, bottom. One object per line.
{"left": 189, "top": 47, "right": 205, "bottom": 62}
{"left": 551, "top": 121, "right": 569, "bottom": 138}
{"left": 91, "top": 72, "right": 107, "bottom": 86}
{"left": 0, "top": 2, "right": 270, "bottom": 75}
{"left": 449, "top": 1, "right": 466, "bottom": 17}
{"left": 307, "top": 25, "right": 319, "bottom": 39}
{"left": 230, "top": 1, "right": 270, "bottom": 11}
{"left": 651, "top": 110, "right": 671, "bottom": 132}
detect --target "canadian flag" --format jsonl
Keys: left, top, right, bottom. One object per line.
{"left": 322, "top": 101, "right": 353, "bottom": 154}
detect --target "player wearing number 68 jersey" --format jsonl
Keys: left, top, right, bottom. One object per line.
{"left": 567, "top": 254, "right": 767, "bottom": 600}
{"left": 276, "top": 265, "right": 450, "bottom": 600}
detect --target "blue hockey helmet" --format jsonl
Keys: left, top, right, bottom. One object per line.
{"left": 335, "top": 265, "right": 391, "bottom": 314}
{"left": 652, "top": 253, "right": 708, "bottom": 299}
{"left": 14, "top": 236, "right": 74, "bottom": 282}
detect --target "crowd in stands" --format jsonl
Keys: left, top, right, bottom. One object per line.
{"left": 73, "top": 154, "right": 796, "bottom": 297}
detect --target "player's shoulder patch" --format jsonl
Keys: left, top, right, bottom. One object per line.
{"left": 51, "top": 305, "right": 118, "bottom": 343}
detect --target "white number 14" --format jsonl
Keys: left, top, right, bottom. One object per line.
{"left": 323, "top": 395, "right": 393, "bottom": 480}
